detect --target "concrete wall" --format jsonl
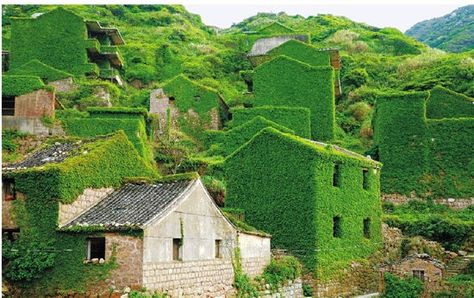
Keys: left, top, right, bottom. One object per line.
{"left": 2, "top": 116, "right": 64, "bottom": 136}
{"left": 14, "top": 89, "right": 55, "bottom": 117}
{"left": 48, "top": 77, "right": 76, "bottom": 93}
{"left": 58, "top": 187, "right": 114, "bottom": 227}
{"left": 239, "top": 232, "right": 271, "bottom": 277}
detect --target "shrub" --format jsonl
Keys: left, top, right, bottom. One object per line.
{"left": 260, "top": 256, "right": 302, "bottom": 290}
{"left": 382, "top": 273, "right": 424, "bottom": 298}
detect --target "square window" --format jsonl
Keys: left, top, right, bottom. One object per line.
{"left": 2, "top": 179, "right": 16, "bottom": 201}
{"left": 87, "top": 237, "right": 105, "bottom": 260}
{"left": 173, "top": 238, "right": 182, "bottom": 261}
{"left": 413, "top": 270, "right": 425, "bottom": 281}
{"left": 2, "top": 96, "right": 15, "bottom": 116}
{"left": 215, "top": 240, "right": 222, "bottom": 258}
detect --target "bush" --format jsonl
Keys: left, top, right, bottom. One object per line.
{"left": 382, "top": 273, "right": 424, "bottom": 298}
{"left": 260, "top": 256, "right": 302, "bottom": 290}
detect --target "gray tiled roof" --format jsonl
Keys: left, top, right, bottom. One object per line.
{"left": 64, "top": 180, "right": 196, "bottom": 229}
{"left": 3, "top": 141, "right": 83, "bottom": 171}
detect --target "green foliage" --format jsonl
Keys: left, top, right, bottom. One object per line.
{"left": 225, "top": 127, "right": 382, "bottom": 277}
{"left": 382, "top": 273, "right": 424, "bottom": 298}
{"left": 8, "top": 59, "right": 73, "bottom": 83}
{"left": 162, "top": 74, "right": 221, "bottom": 117}
{"left": 384, "top": 201, "right": 474, "bottom": 251}
{"left": 434, "top": 274, "right": 474, "bottom": 298}
{"left": 232, "top": 247, "right": 258, "bottom": 297}
{"left": 61, "top": 108, "right": 153, "bottom": 162}
{"left": 302, "top": 284, "right": 313, "bottom": 297}
{"left": 2, "top": 75, "right": 45, "bottom": 96}
{"left": 3, "top": 132, "right": 156, "bottom": 295}
{"left": 426, "top": 86, "right": 474, "bottom": 119}
{"left": 253, "top": 55, "right": 335, "bottom": 140}
{"left": 373, "top": 89, "right": 474, "bottom": 197}
{"left": 9, "top": 8, "right": 97, "bottom": 76}
{"left": 266, "top": 39, "right": 331, "bottom": 67}
{"left": 259, "top": 256, "right": 302, "bottom": 291}
{"left": 373, "top": 90, "right": 430, "bottom": 195}
{"left": 230, "top": 106, "right": 311, "bottom": 138}
{"left": 209, "top": 116, "right": 294, "bottom": 156}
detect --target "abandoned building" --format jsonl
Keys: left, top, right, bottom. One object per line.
{"left": 224, "top": 127, "right": 383, "bottom": 284}
{"left": 8, "top": 7, "right": 124, "bottom": 84}
{"left": 150, "top": 75, "right": 229, "bottom": 131}
{"left": 2, "top": 131, "right": 270, "bottom": 296}
{"left": 381, "top": 254, "right": 445, "bottom": 295}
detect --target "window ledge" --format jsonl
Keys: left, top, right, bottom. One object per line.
{"left": 83, "top": 258, "right": 105, "bottom": 264}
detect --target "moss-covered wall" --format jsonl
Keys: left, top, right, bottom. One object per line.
{"left": 230, "top": 106, "right": 311, "bottom": 139}
{"left": 9, "top": 8, "right": 96, "bottom": 76}
{"left": 224, "top": 128, "right": 382, "bottom": 278}
{"left": 268, "top": 39, "right": 331, "bottom": 67}
{"left": 373, "top": 88, "right": 474, "bottom": 198}
{"left": 253, "top": 56, "right": 335, "bottom": 141}
{"left": 426, "top": 85, "right": 474, "bottom": 119}
{"left": 8, "top": 59, "right": 73, "bottom": 83}
{"left": 2, "top": 132, "right": 157, "bottom": 295}
{"left": 61, "top": 108, "right": 153, "bottom": 163}
{"left": 2, "top": 75, "right": 46, "bottom": 96}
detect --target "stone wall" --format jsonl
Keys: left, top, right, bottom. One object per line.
{"left": 58, "top": 187, "right": 114, "bottom": 226}
{"left": 48, "top": 77, "right": 76, "bottom": 93}
{"left": 382, "top": 223, "right": 403, "bottom": 262}
{"left": 259, "top": 279, "right": 303, "bottom": 298}
{"left": 106, "top": 234, "right": 144, "bottom": 290}
{"left": 142, "top": 259, "right": 235, "bottom": 297}
{"left": 149, "top": 88, "right": 179, "bottom": 134}
{"left": 2, "top": 116, "right": 64, "bottom": 136}
{"left": 383, "top": 194, "right": 474, "bottom": 209}
{"left": 239, "top": 232, "right": 271, "bottom": 277}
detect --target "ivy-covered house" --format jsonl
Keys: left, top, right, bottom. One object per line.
{"left": 252, "top": 55, "right": 336, "bottom": 141}
{"left": 150, "top": 74, "right": 228, "bottom": 131}
{"left": 224, "top": 127, "right": 383, "bottom": 278}
{"left": 9, "top": 7, "right": 124, "bottom": 84}
{"left": 2, "top": 131, "right": 271, "bottom": 296}
{"left": 373, "top": 86, "right": 474, "bottom": 198}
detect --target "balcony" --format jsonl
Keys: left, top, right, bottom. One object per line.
{"left": 99, "top": 46, "right": 124, "bottom": 68}
{"left": 85, "top": 39, "right": 100, "bottom": 54}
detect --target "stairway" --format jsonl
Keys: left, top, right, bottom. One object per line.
{"left": 445, "top": 254, "right": 474, "bottom": 278}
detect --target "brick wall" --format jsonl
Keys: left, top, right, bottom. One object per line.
{"left": 14, "top": 89, "right": 55, "bottom": 117}
{"left": 106, "top": 234, "right": 144, "bottom": 289}
{"left": 143, "top": 259, "right": 235, "bottom": 297}
{"left": 58, "top": 187, "right": 114, "bottom": 226}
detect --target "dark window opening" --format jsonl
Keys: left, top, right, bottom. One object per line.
{"left": 194, "top": 95, "right": 201, "bottom": 102}
{"left": 2, "top": 229, "right": 20, "bottom": 242}
{"left": 363, "top": 169, "right": 369, "bottom": 190}
{"left": 2, "top": 96, "right": 15, "bottom": 116}
{"left": 87, "top": 237, "right": 105, "bottom": 260}
{"left": 333, "top": 163, "right": 341, "bottom": 187}
{"left": 173, "top": 238, "right": 182, "bottom": 261}
{"left": 2, "top": 179, "right": 16, "bottom": 201}
{"left": 413, "top": 270, "right": 425, "bottom": 281}
{"left": 246, "top": 80, "right": 253, "bottom": 92}
{"left": 215, "top": 240, "right": 222, "bottom": 258}
{"left": 333, "top": 216, "right": 342, "bottom": 238}
{"left": 363, "top": 218, "right": 371, "bottom": 239}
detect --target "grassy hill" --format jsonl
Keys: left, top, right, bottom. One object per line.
{"left": 406, "top": 5, "right": 474, "bottom": 53}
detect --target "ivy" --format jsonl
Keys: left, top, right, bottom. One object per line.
{"left": 426, "top": 85, "right": 474, "bottom": 119}
{"left": 8, "top": 59, "right": 73, "bottom": 83}
{"left": 225, "top": 127, "right": 382, "bottom": 278}
{"left": 253, "top": 55, "right": 335, "bottom": 140}
{"left": 2, "top": 75, "right": 45, "bottom": 96}
{"left": 230, "top": 106, "right": 311, "bottom": 139}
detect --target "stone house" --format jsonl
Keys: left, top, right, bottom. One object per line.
{"left": 224, "top": 127, "right": 383, "bottom": 289}
{"left": 2, "top": 132, "right": 270, "bottom": 296}
{"left": 150, "top": 75, "right": 229, "bottom": 132}
{"left": 381, "top": 254, "right": 445, "bottom": 296}
{"left": 60, "top": 177, "right": 271, "bottom": 296}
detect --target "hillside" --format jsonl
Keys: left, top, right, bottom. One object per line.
{"left": 406, "top": 5, "right": 474, "bottom": 53}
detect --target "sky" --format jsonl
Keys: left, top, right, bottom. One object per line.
{"left": 184, "top": 1, "right": 470, "bottom": 32}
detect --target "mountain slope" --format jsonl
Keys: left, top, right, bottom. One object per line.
{"left": 406, "top": 5, "right": 474, "bottom": 52}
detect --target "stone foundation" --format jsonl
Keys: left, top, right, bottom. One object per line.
{"left": 259, "top": 279, "right": 303, "bottom": 298}
{"left": 143, "top": 259, "right": 235, "bottom": 297}
{"left": 58, "top": 187, "right": 114, "bottom": 226}
{"left": 383, "top": 194, "right": 474, "bottom": 209}
{"left": 242, "top": 256, "right": 270, "bottom": 278}
{"left": 2, "top": 116, "right": 64, "bottom": 136}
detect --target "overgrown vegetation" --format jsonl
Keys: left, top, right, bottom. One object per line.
{"left": 382, "top": 272, "right": 424, "bottom": 298}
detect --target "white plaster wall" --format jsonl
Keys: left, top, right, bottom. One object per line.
{"left": 143, "top": 180, "right": 237, "bottom": 263}
{"left": 239, "top": 232, "right": 271, "bottom": 259}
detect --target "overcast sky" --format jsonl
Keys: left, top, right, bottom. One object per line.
{"left": 184, "top": 2, "right": 470, "bottom": 32}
